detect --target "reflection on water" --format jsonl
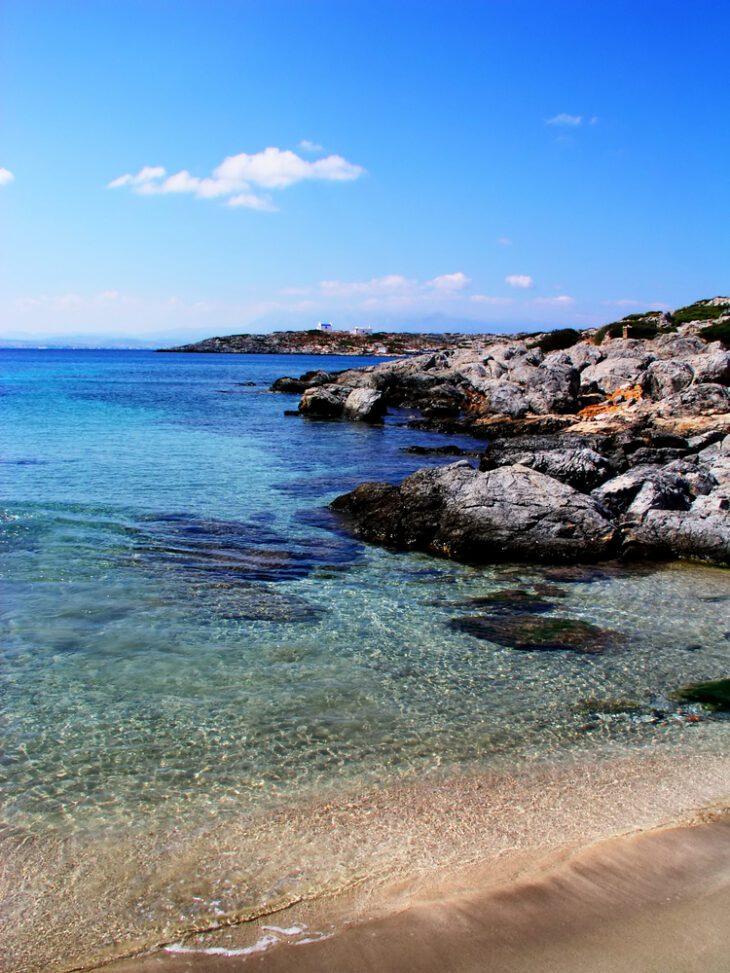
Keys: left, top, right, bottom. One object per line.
{"left": 1, "top": 349, "right": 729, "bottom": 972}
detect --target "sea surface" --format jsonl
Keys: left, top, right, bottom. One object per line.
{"left": 1, "top": 349, "right": 729, "bottom": 971}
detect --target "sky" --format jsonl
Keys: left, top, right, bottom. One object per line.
{"left": 1, "top": 0, "right": 728, "bottom": 344}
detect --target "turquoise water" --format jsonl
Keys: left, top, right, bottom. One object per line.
{"left": 1, "top": 349, "right": 729, "bottom": 971}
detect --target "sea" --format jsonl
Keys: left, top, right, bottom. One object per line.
{"left": 1, "top": 349, "right": 729, "bottom": 971}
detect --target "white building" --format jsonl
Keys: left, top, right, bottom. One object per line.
{"left": 317, "top": 321, "right": 333, "bottom": 331}
{"left": 350, "top": 326, "right": 373, "bottom": 336}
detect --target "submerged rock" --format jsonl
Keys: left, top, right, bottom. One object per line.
{"left": 449, "top": 614, "right": 618, "bottom": 653}
{"left": 458, "top": 588, "right": 557, "bottom": 614}
{"left": 670, "top": 677, "right": 730, "bottom": 712}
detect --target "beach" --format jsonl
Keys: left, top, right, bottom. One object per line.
{"left": 108, "top": 810, "right": 730, "bottom": 973}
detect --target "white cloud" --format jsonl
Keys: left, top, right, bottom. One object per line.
{"left": 108, "top": 147, "right": 365, "bottom": 211}
{"left": 471, "top": 294, "right": 513, "bottom": 305}
{"left": 535, "top": 294, "right": 576, "bottom": 306}
{"left": 228, "top": 192, "right": 278, "bottom": 212}
{"left": 107, "top": 166, "right": 166, "bottom": 189}
{"left": 298, "top": 139, "right": 324, "bottom": 153}
{"left": 0, "top": 167, "right": 15, "bottom": 185}
{"left": 505, "top": 274, "right": 534, "bottom": 289}
{"left": 315, "top": 271, "right": 480, "bottom": 310}
{"left": 427, "top": 272, "right": 471, "bottom": 291}
{"left": 320, "top": 274, "right": 414, "bottom": 298}
{"left": 546, "top": 113, "right": 583, "bottom": 126}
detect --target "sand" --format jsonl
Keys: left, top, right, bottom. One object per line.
{"left": 104, "top": 809, "right": 730, "bottom": 973}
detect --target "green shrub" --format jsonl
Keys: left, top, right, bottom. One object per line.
{"left": 528, "top": 328, "right": 583, "bottom": 353}
{"left": 594, "top": 315, "right": 675, "bottom": 344}
{"left": 699, "top": 319, "right": 730, "bottom": 348}
{"left": 672, "top": 301, "right": 728, "bottom": 324}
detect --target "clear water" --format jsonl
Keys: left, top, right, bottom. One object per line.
{"left": 1, "top": 349, "right": 729, "bottom": 970}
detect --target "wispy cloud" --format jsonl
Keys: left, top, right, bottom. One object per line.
{"left": 496, "top": 236, "right": 512, "bottom": 246}
{"left": 108, "top": 147, "right": 365, "bottom": 211}
{"left": 535, "top": 294, "right": 575, "bottom": 306}
{"left": 546, "top": 113, "right": 583, "bottom": 126}
{"left": 298, "top": 139, "right": 324, "bottom": 153}
{"left": 505, "top": 274, "right": 533, "bottom": 289}
{"left": 470, "top": 294, "right": 513, "bottom": 305}
{"left": 314, "top": 272, "right": 480, "bottom": 309}
{"left": 427, "top": 272, "right": 471, "bottom": 291}
{"left": 0, "top": 167, "right": 15, "bottom": 186}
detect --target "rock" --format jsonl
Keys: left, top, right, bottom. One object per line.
{"left": 591, "top": 466, "right": 662, "bottom": 516}
{"left": 271, "top": 370, "right": 336, "bottom": 393}
{"left": 652, "top": 383, "right": 730, "bottom": 417}
{"left": 508, "top": 361, "right": 580, "bottom": 414}
{"left": 625, "top": 473, "right": 691, "bottom": 519}
{"left": 623, "top": 492, "right": 730, "bottom": 564}
{"left": 342, "top": 387, "right": 387, "bottom": 422}
{"left": 671, "top": 678, "right": 730, "bottom": 712}
{"left": 448, "top": 614, "right": 619, "bottom": 654}
{"left": 299, "top": 384, "right": 352, "bottom": 418}
{"left": 643, "top": 359, "right": 694, "bottom": 399}
{"left": 458, "top": 588, "right": 557, "bottom": 614}
{"left": 581, "top": 356, "right": 653, "bottom": 395}
{"left": 483, "top": 446, "right": 615, "bottom": 492}
{"left": 331, "top": 462, "right": 618, "bottom": 563}
{"left": 687, "top": 351, "right": 730, "bottom": 386}
{"left": 473, "top": 380, "right": 532, "bottom": 418}
{"left": 271, "top": 376, "right": 307, "bottom": 393}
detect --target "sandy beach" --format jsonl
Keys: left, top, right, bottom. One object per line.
{"left": 105, "top": 807, "right": 730, "bottom": 973}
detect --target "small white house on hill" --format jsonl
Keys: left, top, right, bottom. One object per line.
{"left": 317, "top": 321, "right": 333, "bottom": 331}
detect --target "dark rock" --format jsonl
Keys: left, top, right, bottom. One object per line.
{"left": 332, "top": 462, "right": 618, "bottom": 563}
{"left": 299, "top": 384, "right": 352, "bottom": 418}
{"left": 652, "top": 383, "right": 730, "bottom": 417}
{"left": 271, "top": 376, "right": 307, "bottom": 393}
{"left": 459, "top": 588, "right": 556, "bottom": 614}
{"left": 482, "top": 446, "right": 615, "bottom": 492}
{"left": 403, "top": 445, "right": 470, "bottom": 456}
{"left": 671, "top": 678, "right": 730, "bottom": 712}
{"left": 448, "top": 614, "right": 619, "bottom": 653}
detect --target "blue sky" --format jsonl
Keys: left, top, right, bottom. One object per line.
{"left": 1, "top": 0, "right": 728, "bottom": 343}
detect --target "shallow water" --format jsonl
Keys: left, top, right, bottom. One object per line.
{"left": 1, "top": 349, "right": 729, "bottom": 971}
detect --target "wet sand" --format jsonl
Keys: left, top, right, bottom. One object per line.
{"left": 6, "top": 748, "right": 729, "bottom": 973}
{"left": 107, "top": 812, "right": 730, "bottom": 973}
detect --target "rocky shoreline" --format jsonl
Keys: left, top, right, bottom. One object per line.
{"left": 159, "top": 329, "right": 483, "bottom": 357}
{"left": 270, "top": 298, "right": 730, "bottom": 567}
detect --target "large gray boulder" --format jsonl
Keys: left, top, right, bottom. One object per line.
{"left": 581, "top": 356, "right": 652, "bottom": 394}
{"left": 342, "top": 388, "right": 387, "bottom": 422}
{"left": 624, "top": 497, "right": 730, "bottom": 564}
{"left": 298, "top": 384, "right": 352, "bottom": 417}
{"left": 332, "top": 462, "right": 618, "bottom": 563}
{"left": 652, "top": 383, "right": 730, "bottom": 417}
{"left": 643, "top": 360, "right": 695, "bottom": 399}
{"left": 486, "top": 446, "right": 615, "bottom": 492}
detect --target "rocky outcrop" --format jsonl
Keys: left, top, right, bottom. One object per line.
{"left": 332, "top": 462, "right": 618, "bottom": 563}
{"left": 298, "top": 384, "right": 386, "bottom": 422}
{"left": 281, "top": 297, "right": 730, "bottom": 565}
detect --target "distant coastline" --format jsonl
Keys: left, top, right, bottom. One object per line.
{"left": 157, "top": 329, "right": 505, "bottom": 357}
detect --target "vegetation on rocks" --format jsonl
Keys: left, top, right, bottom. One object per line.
{"left": 671, "top": 677, "right": 730, "bottom": 712}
